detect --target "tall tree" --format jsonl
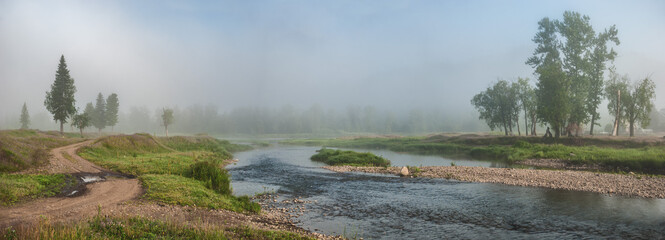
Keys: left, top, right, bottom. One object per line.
{"left": 45, "top": 55, "right": 77, "bottom": 133}
{"left": 623, "top": 77, "right": 656, "bottom": 137}
{"left": 106, "top": 93, "right": 119, "bottom": 132}
{"left": 527, "top": 18, "right": 568, "bottom": 138}
{"left": 92, "top": 93, "right": 106, "bottom": 134}
{"left": 71, "top": 113, "right": 90, "bottom": 138}
{"left": 557, "top": 11, "right": 596, "bottom": 135}
{"left": 587, "top": 26, "right": 619, "bottom": 135}
{"left": 20, "top": 102, "right": 30, "bottom": 129}
{"left": 162, "top": 108, "right": 174, "bottom": 137}
{"left": 514, "top": 78, "right": 538, "bottom": 136}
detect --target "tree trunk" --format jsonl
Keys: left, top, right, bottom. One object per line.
{"left": 523, "top": 108, "right": 528, "bottom": 136}
{"left": 589, "top": 115, "right": 595, "bottom": 136}
{"left": 532, "top": 116, "right": 537, "bottom": 136}
{"left": 516, "top": 117, "right": 521, "bottom": 136}
{"left": 60, "top": 121, "right": 64, "bottom": 134}
{"left": 612, "top": 90, "right": 621, "bottom": 136}
{"left": 80, "top": 128, "right": 84, "bottom": 138}
{"left": 165, "top": 126, "right": 169, "bottom": 137}
{"left": 629, "top": 120, "right": 635, "bottom": 137}
{"left": 554, "top": 126, "right": 560, "bottom": 138}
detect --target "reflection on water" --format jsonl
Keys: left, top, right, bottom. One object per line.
{"left": 228, "top": 145, "right": 665, "bottom": 239}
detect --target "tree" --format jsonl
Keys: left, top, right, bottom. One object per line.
{"left": 514, "top": 78, "right": 538, "bottom": 136}
{"left": 527, "top": 17, "right": 567, "bottom": 138}
{"left": 106, "top": 93, "right": 119, "bottom": 132}
{"left": 162, "top": 108, "right": 174, "bottom": 137}
{"left": 605, "top": 70, "right": 629, "bottom": 136}
{"left": 471, "top": 80, "right": 519, "bottom": 135}
{"left": 20, "top": 102, "right": 30, "bottom": 129}
{"left": 557, "top": 11, "right": 595, "bottom": 135}
{"left": 45, "top": 55, "right": 77, "bottom": 133}
{"left": 71, "top": 113, "right": 90, "bottom": 137}
{"left": 92, "top": 93, "right": 106, "bottom": 134}
{"left": 83, "top": 102, "right": 95, "bottom": 118}
{"left": 623, "top": 77, "right": 656, "bottom": 137}
{"left": 587, "top": 25, "right": 619, "bottom": 135}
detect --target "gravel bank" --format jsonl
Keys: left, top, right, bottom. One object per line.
{"left": 323, "top": 166, "right": 665, "bottom": 199}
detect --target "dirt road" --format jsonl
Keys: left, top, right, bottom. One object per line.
{"left": 0, "top": 140, "right": 142, "bottom": 227}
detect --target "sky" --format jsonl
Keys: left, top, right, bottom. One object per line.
{"left": 1, "top": 0, "right": 664, "bottom": 127}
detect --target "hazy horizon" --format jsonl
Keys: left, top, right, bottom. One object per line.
{"left": 2, "top": 0, "right": 664, "bottom": 133}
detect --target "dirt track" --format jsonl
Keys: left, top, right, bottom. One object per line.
{"left": 0, "top": 140, "right": 142, "bottom": 227}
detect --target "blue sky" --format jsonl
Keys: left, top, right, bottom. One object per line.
{"left": 1, "top": 0, "right": 664, "bottom": 124}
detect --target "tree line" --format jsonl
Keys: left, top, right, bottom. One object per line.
{"left": 472, "top": 11, "right": 656, "bottom": 138}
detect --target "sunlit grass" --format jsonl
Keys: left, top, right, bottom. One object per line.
{"left": 80, "top": 134, "right": 260, "bottom": 213}
{"left": 0, "top": 173, "right": 74, "bottom": 206}
{"left": 0, "top": 214, "right": 314, "bottom": 240}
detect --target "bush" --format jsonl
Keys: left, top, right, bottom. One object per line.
{"left": 311, "top": 148, "right": 391, "bottom": 167}
{"left": 185, "top": 161, "right": 231, "bottom": 195}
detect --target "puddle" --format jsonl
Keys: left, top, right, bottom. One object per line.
{"left": 62, "top": 171, "right": 133, "bottom": 198}
{"left": 80, "top": 175, "right": 104, "bottom": 183}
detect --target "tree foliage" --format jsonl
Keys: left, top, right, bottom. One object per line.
{"left": 106, "top": 93, "right": 119, "bottom": 131}
{"left": 20, "top": 103, "right": 30, "bottom": 129}
{"left": 44, "top": 55, "right": 77, "bottom": 133}
{"left": 162, "top": 108, "right": 174, "bottom": 137}
{"left": 624, "top": 77, "right": 656, "bottom": 136}
{"left": 471, "top": 80, "right": 520, "bottom": 135}
{"left": 92, "top": 93, "right": 106, "bottom": 132}
{"left": 71, "top": 113, "right": 91, "bottom": 137}
{"left": 526, "top": 11, "right": 619, "bottom": 137}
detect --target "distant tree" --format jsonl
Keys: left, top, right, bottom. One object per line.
{"left": 92, "top": 93, "right": 106, "bottom": 134}
{"left": 71, "top": 113, "right": 90, "bottom": 137}
{"left": 105, "top": 93, "right": 119, "bottom": 132}
{"left": 161, "top": 108, "right": 174, "bottom": 137}
{"left": 471, "top": 80, "right": 518, "bottom": 135}
{"left": 20, "top": 102, "right": 30, "bottom": 129}
{"left": 605, "top": 70, "right": 629, "bottom": 136}
{"left": 83, "top": 102, "right": 95, "bottom": 118}
{"left": 514, "top": 78, "right": 538, "bottom": 136}
{"left": 44, "top": 55, "right": 77, "bottom": 133}
{"left": 623, "top": 77, "right": 656, "bottom": 137}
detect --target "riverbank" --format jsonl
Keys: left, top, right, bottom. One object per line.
{"left": 283, "top": 134, "right": 665, "bottom": 175}
{"left": 324, "top": 165, "right": 665, "bottom": 199}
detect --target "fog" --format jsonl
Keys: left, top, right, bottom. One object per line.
{"left": 1, "top": 1, "right": 664, "bottom": 134}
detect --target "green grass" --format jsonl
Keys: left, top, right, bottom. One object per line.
{"left": 0, "top": 129, "right": 83, "bottom": 173}
{"left": 285, "top": 137, "right": 665, "bottom": 174}
{"left": 80, "top": 134, "right": 260, "bottom": 213}
{"left": 140, "top": 174, "right": 259, "bottom": 213}
{"left": 311, "top": 148, "right": 391, "bottom": 167}
{"left": 1, "top": 214, "right": 314, "bottom": 240}
{"left": 0, "top": 173, "right": 74, "bottom": 206}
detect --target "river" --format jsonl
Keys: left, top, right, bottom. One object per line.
{"left": 227, "top": 145, "right": 665, "bottom": 239}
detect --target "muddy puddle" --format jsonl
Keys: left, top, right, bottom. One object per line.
{"left": 62, "top": 172, "right": 133, "bottom": 197}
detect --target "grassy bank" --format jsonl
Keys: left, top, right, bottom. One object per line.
{"left": 284, "top": 135, "right": 665, "bottom": 174}
{"left": 0, "top": 129, "right": 83, "bottom": 173}
{"left": 79, "top": 134, "right": 260, "bottom": 213}
{"left": 0, "top": 173, "right": 75, "bottom": 206}
{"left": 311, "top": 148, "right": 391, "bottom": 167}
{"left": 1, "top": 214, "right": 314, "bottom": 240}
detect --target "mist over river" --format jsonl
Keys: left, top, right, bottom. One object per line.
{"left": 228, "top": 145, "right": 665, "bottom": 239}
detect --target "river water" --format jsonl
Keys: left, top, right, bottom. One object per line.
{"left": 227, "top": 145, "right": 665, "bottom": 239}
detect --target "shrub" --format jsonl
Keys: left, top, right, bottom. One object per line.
{"left": 185, "top": 161, "right": 232, "bottom": 195}
{"left": 311, "top": 148, "right": 391, "bottom": 167}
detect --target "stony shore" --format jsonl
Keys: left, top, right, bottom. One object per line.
{"left": 323, "top": 166, "right": 665, "bottom": 199}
